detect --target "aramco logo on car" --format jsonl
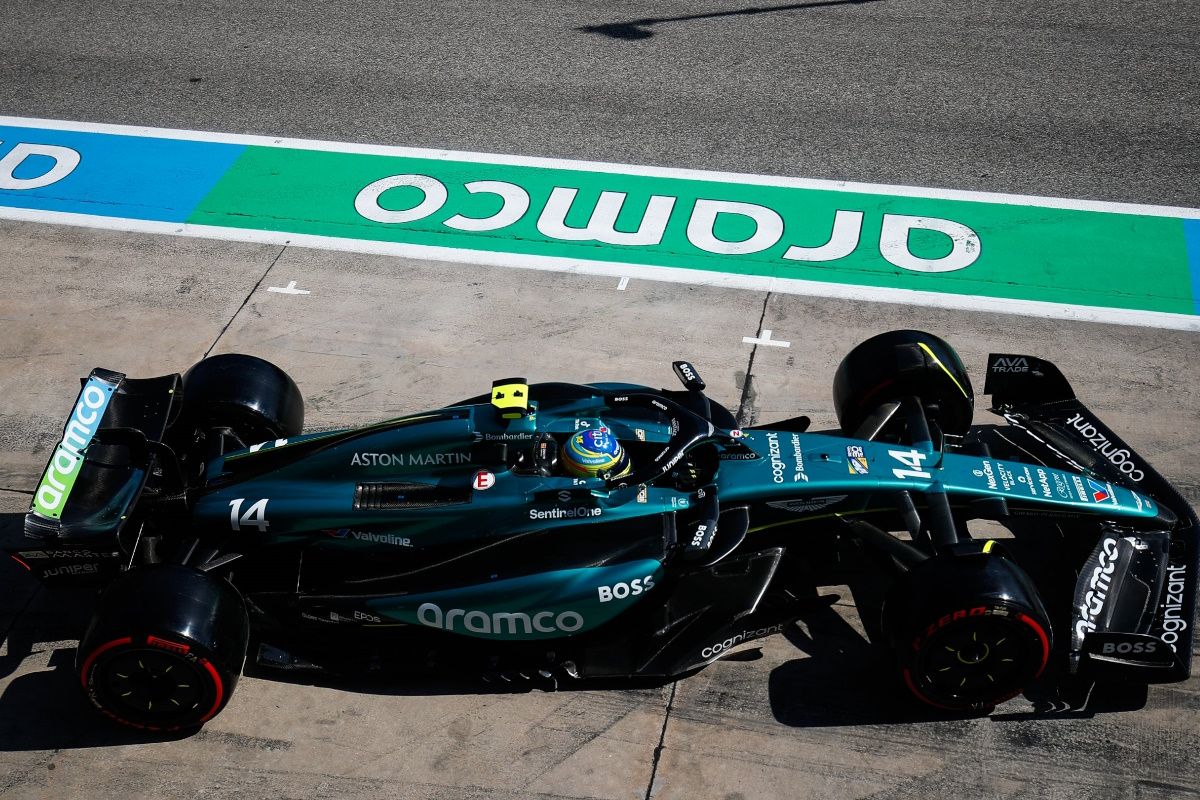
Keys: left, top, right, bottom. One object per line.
{"left": 417, "top": 602, "right": 584, "bottom": 635}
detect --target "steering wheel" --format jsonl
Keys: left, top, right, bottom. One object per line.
{"left": 602, "top": 392, "right": 716, "bottom": 489}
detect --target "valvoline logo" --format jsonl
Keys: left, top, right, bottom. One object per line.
{"left": 1087, "top": 478, "right": 1111, "bottom": 503}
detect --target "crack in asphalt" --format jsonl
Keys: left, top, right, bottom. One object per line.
{"left": 203, "top": 245, "right": 287, "bottom": 359}
{"left": 643, "top": 681, "right": 678, "bottom": 800}
{"left": 735, "top": 292, "right": 771, "bottom": 427}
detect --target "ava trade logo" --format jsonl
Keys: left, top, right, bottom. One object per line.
{"left": 32, "top": 376, "right": 116, "bottom": 519}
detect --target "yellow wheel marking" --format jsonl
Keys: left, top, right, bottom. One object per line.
{"left": 982, "top": 540, "right": 996, "bottom": 554}
{"left": 956, "top": 642, "right": 990, "bottom": 664}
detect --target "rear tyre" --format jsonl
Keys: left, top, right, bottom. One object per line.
{"left": 180, "top": 353, "right": 303, "bottom": 446}
{"left": 78, "top": 566, "right": 249, "bottom": 730}
{"left": 833, "top": 330, "right": 973, "bottom": 439}
{"left": 883, "top": 551, "right": 1052, "bottom": 712}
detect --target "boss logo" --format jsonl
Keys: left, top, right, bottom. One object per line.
{"left": 597, "top": 574, "right": 656, "bottom": 602}
{"left": 1100, "top": 640, "right": 1157, "bottom": 655}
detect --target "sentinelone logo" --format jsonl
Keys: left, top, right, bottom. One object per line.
{"left": 1, "top": 116, "right": 1199, "bottom": 329}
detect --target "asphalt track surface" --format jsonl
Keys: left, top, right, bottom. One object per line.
{"left": 1, "top": 2, "right": 1198, "bottom": 799}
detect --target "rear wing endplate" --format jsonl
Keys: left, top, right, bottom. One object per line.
{"left": 24, "top": 368, "right": 182, "bottom": 542}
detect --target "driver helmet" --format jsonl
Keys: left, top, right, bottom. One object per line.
{"left": 561, "top": 423, "right": 631, "bottom": 479}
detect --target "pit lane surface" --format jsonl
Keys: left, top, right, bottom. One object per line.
{"left": 1, "top": 2, "right": 1199, "bottom": 798}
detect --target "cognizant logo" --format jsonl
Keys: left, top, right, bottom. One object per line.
{"left": 701, "top": 623, "right": 786, "bottom": 659}
{"left": 417, "top": 602, "right": 584, "bottom": 635}
{"left": 33, "top": 377, "right": 114, "bottom": 518}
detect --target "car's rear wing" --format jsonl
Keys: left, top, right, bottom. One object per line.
{"left": 22, "top": 368, "right": 182, "bottom": 543}
{"left": 985, "top": 354, "right": 1198, "bottom": 683}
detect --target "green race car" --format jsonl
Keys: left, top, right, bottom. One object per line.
{"left": 11, "top": 330, "right": 1197, "bottom": 730}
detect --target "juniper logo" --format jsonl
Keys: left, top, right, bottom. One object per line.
{"left": 33, "top": 376, "right": 115, "bottom": 518}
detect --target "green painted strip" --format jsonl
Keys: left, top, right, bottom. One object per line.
{"left": 192, "top": 146, "right": 1195, "bottom": 315}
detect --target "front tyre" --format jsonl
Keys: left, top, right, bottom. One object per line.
{"left": 180, "top": 353, "right": 304, "bottom": 446}
{"left": 78, "top": 566, "right": 249, "bottom": 730}
{"left": 884, "top": 551, "right": 1051, "bottom": 712}
{"left": 833, "top": 329, "right": 973, "bottom": 439}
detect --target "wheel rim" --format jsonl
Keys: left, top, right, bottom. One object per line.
{"left": 85, "top": 641, "right": 222, "bottom": 729}
{"left": 907, "top": 611, "right": 1049, "bottom": 709}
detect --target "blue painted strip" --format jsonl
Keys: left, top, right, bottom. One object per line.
{"left": 0, "top": 126, "right": 244, "bottom": 222}
{"left": 1185, "top": 219, "right": 1200, "bottom": 315}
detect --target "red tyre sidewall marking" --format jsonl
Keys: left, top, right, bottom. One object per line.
{"left": 197, "top": 658, "right": 225, "bottom": 723}
{"left": 905, "top": 608, "right": 1052, "bottom": 711}
{"left": 901, "top": 668, "right": 962, "bottom": 711}
{"left": 1016, "top": 612, "right": 1051, "bottom": 677}
{"left": 78, "top": 636, "right": 133, "bottom": 690}
{"left": 79, "top": 635, "right": 225, "bottom": 729}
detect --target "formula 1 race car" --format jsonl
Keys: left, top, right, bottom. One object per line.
{"left": 9, "top": 330, "right": 1197, "bottom": 730}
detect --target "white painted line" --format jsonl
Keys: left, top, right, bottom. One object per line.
{"left": 743, "top": 329, "right": 791, "bottom": 348}
{"left": 617, "top": 277, "right": 630, "bottom": 291}
{"left": 1, "top": 206, "right": 1198, "bottom": 332}
{"left": 267, "top": 280, "right": 310, "bottom": 295}
{"left": 1, "top": 115, "right": 1197, "bottom": 219}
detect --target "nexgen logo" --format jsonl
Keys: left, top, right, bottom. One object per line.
{"left": 33, "top": 376, "right": 115, "bottom": 519}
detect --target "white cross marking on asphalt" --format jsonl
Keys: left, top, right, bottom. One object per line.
{"left": 267, "top": 280, "right": 311, "bottom": 295}
{"left": 742, "top": 329, "right": 790, "bottom": 347}
{"left": 617, "top": 277, "right": 630, "bottom": 290}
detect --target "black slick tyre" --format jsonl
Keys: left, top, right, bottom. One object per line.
{"left": 180, "top": 353, "right": 304, "bottom": 446}
{"left": 883, "top": 551, "right": 1052, "bottom": 712}
{"left": 77, "top": 566, "right": 249, "bottom": 730}
{"left": 833, "top": 330, "right": 973, "bottom": 439}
